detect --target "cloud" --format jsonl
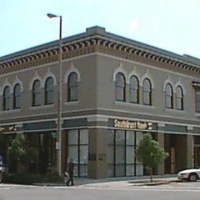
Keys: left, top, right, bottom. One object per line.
{"left": 129, "top": 19, "right": 139, "bottom": 30}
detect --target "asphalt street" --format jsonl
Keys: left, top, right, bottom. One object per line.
{"left": 0, "top": 179, "right": 200, "bottom": 200}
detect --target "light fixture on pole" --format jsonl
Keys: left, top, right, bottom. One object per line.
{"left": 47, "top": 13, "right": 63, "bottom": 176}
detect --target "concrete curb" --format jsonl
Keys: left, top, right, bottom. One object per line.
{"left": 34, "top": 175, "right": 179, "bottom": 187}
{"left": 129, "top": 179, "right": 180, "bottom": 186}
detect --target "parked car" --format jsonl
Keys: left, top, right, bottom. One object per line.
{"left": 178, "top": 168, "right": 200, "bottom": 182}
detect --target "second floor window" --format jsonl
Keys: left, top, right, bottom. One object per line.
{"left": 45, "top": 77, "right": 54, "bottom": 105}
{"left": 13, "top": 84, "right": 21, "bottom": 109}
{"left": 143, "top": 78, "right": 152, "bottom": 105}
{"left": 3, "top": 86, "right": 10, "bottom": 110}
{"left": 32, "top": 80, "right": 41, "bottom": 106}
{"left": 165, "top": 83, "right": 173, "bottom": 109}
{"left": 176, "top": 86, "right": 184, "bottom": 110}
{"left": 130, "top": 75, "right": 139, "bottom": 103}
{"left": 68, "top": 72, "right": 78, "bottom": 102}
{"left": 115, "top": 72, "right": 126, "bottom": 102}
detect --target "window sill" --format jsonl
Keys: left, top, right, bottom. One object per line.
{"left": 165, "top": 108, "right": 185, "bottom": 113}
{"left": 29, "top": 104, "right": 55, "bottom": 110}
{"left": 114, "top": 101, "right": 155, "bottom": 108}
{"left": 1, "top": 109, "right": 22, "bottom": 113}
{"left": 64, "top": 101, "right": 79, "bottom": 106}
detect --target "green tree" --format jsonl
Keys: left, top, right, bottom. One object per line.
{"left": 136, "top": 133, "right": 168, "bottom": 182}
{"left": 7, "top": 133, "right": 37, "bottom": 173}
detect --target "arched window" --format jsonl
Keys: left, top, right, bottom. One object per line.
{"left": 143, "top": 78, "right": 152, "bottom": 105}
{"left": 67, "top": 72, "right": 78, "bottom": 102}
{"left": 129, "top": 75, "right": 139, "bottom": 103}
{"left": 32, "top": 79, "right": 41, "bottom": 106}
{"left": 3, "top": 86, "right": 10, "bottom": 110}
{"left": 176, "top": 86, "right": 184, "bottom": 110}
{"left": 115, "top": 72, "right": 126, "bottom": 101}
{"left": 45, "top": 77, "right": 54, "bottom": 105}
{"left": 165, "top": 83, "right": 173, "bottom": 109}
{"left": 13, "top": 84, "right": 21, "bottom": 109}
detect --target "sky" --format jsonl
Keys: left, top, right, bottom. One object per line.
{"left": 1, "top": 0, "right": 200, "bottom": 59}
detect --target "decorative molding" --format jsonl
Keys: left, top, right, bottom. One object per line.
{"left": 112, "top": 63, "right": 128, "bottom": 82}
{"left": 163, "top": 78, "right": 175, "bottom": 92}
{"left": 29, "top": 71, "right": 42, "bottom": 90}
{"left": 42, "top": 68, "right": 57, "bottom": 87}
{"left": 11, "top": 75, "right": 24, "bottom": 92}
{"left": 158, "top": 122, "right": 165, "bottom": 128}
{"left": 187, "top": 126, "right": 193, "bottom": 131}
{"left": 127, "top": 67, "right": 141, "bottom": 84}
{"left": 0, "top": 78, "right": 11, "bottom": 95}
{"left": 1, "top": 35, "right": 200, "bottom": 76}
{"left": 64, "top": 63, "right": 81, "bottom": 84}
{"left": 141, "top": 69, "right": 155, "bottom": 89}
{"left": 87, "top": 115, "right": 109, "bottom": 122}
{"left": 175, "top": 79, "right": 186, "bottom": 95}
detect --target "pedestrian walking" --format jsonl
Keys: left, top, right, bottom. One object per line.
{"left": 66, "top": 158, "right": 75, "bottom": 186}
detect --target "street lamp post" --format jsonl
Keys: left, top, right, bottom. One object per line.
{"left": 47, "top": 13, "right": 63, "bottom": 176}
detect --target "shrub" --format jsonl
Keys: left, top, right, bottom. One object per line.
{"left": 4, "top": 172, "right": 63, "bottom": 185}
{"left": 7, "top": 133, "right": 37, "bottom": 173}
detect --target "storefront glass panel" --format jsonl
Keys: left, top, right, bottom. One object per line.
{"left": 107, "top": 129, "right": 144, "bottom": 177}
{"left": 68, "top": 129, "right": 88, "bottom": 177}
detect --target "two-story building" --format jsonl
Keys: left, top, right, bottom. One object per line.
{"left": 0, "top": 26, "right": 200, "bottom": 178}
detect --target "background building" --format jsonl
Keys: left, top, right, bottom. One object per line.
{"left": 0, "top": 26, "right": 200, "bottom": 178}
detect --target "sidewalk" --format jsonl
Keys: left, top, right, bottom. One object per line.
{"left": 75, "top": 174, "right": 178, "bottom": 187}
{"left": 39, "top": 174, "right": 179, "bottom": 187}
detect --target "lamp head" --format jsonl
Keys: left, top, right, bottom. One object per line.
{"left": 47, "top": 13, "right": 58, "bottom": 18}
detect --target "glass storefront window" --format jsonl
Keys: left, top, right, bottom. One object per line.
{"left": 68, "top": 130, "right": 78, "bottom": 145}
{"left": 115, "top": 165, "right": 125, "bottom": 176}
{"left": 136, "top": 131, "right": 143, "bottom": 145}
{"left": 115, "top": 146, "right": 125, "bottom": 164}
{"left": 136, "top": 164, "right": 143, "bottom": 176}
{"left": 80, "top": 129, "right": 88, "bottom": 145}
{"left": 80, "top": 146, "right": 88, "bottom": 164}
{"left": 126, "top": 165, "right": 135, "bottom": 176}
{"left": 126, "top": 146, "right": 134, "bottom": 164}
{"left": 116, "top": 130, "right": 125, "bottom": 145}
{"left": 107, "top": 129, "right": 145, "bottom": 177}
{"left": 126, "top": 131, "right": 135, "bottom": 145}
{"left": 68, "top": 129, "right": 88, "bottom": 177}
{"left": 107, "top": 146, "right": 114, "bottom": 165}
{"left": 68, "top": 146, "right": 78, "bottom": 163}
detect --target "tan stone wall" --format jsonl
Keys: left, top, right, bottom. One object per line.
{"left": 88, "top": 127, "right": 107, "bottom": 179}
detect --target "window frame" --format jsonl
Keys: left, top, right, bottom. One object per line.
{"left": 165, "top": 83, "right": 173, "bottom": 109}
{"left": 142, "top": 78, "right": 152, "bottom": 106}
{"left": 3, "top": 86, "right": 10, "bottom": 111}
{"left": 129, "top": 75, "right": 139, "bottom": 104}
{"left": 67, "top": 72, "right": 78, "bottom": 102}
{"left": 44, "top": 77, "right": 54, "bottom": 105}
{"left": 13, "top": 84, "right": 21, "bottom": 109}
{"left": 176, "top": 86, "right": 184, "bottom": 110}
{"left": 115, "top": 72, "right": 126, "bottom": 102}
{"left": 32, "top": 79, "right": 41, "bottom": 107}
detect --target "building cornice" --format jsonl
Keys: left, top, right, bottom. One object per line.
{"left": 0, "top": 26, "right": 200, "bottom": 74}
